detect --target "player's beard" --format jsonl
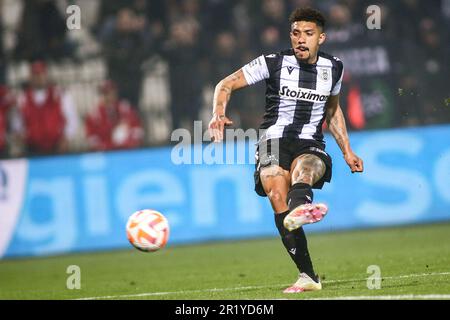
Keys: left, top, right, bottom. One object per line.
{"left": 294, "top": 48, "right": 310, "bottom": 62}
{"left": 295, "top": 47, "right": 318, "bottom": 64}
{"left": 297, "top": 53, "right": 309, "bottom": 62}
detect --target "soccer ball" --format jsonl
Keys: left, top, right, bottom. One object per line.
{"left": 126, "top": 209, "right": 170, "bottom": 252}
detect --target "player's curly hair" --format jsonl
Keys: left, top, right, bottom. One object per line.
{"left": 289, "top": 7, "right": 326, "bottom": 30}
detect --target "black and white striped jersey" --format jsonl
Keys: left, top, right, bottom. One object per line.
{"left": 242, "top": 49, "right": 344, "bottom": 143}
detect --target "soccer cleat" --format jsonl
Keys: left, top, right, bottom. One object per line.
{"left": 283, "top": 203, "right": 328, "bottom": 231}
{"left": 283, "top": 273, "right": 322, "bottom": 293}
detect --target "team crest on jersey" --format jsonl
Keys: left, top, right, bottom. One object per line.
{"left": 318, "top": 68, "right": 330, "bottom": 81}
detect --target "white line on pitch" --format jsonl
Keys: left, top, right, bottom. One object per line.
{"left": 75, "top": 271, "right": 450, "bottom": 300}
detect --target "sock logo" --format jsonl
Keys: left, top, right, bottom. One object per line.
{"left": 289, "top": 248, "right": 296, "bottom": 255}
{"left": 305, "top": 195, "right": 312, "bottom": 203}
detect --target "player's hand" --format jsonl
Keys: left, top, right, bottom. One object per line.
{"left": 344, "top": 151, "right": 364, "bottom": 173}
{"left": 208, "top": 113, "right": 233, "bottom": 142}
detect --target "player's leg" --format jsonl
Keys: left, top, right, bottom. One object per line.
{"left": 260, "top": 164, "right": 321, "bottom": 290}
{"left": 259, "top": 165, "right": 290, "bottom": 213}
{"left": 283, "top": 154, "right": 328, "bottom": 231}
{"left": 256, "top": 139, "right": 324, "bottom": 292}
{"left": 281, "top": 154, "right": 328, "bottom": 292}
{"left": 260, "top": 165, "right": 308, "bottom": 271}
{"left": 290, "top": 153, "right": 326, "bottom": 187}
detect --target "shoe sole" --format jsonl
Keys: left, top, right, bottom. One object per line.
{"left": 283, "top": 203, "right": 328, "bottom": 231}
{"left": 283, "top": 284, "right": 322, "bottom": 293}
{"left": 283, "top": 286, "right": 305, "bottom": 293}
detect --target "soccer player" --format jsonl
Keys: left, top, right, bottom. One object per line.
{"left": 208, "top": 7, "right": 363, "bottom": 293}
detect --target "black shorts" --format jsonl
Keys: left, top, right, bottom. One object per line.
{"left": 254, "top": 138, "right": 332, "bottom": 197}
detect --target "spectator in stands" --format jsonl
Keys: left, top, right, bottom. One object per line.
{"left": 85, "top": 80, "right": 144, "bottom": 151}
{"left": 207, "top": 31, "right": 245, "bottom": 127}
{"left": 0, "top": 85, "right": 15, "bottom": 157}
{"left": 415, "top": 17, "right": 450, "bottom": 125}
{"left": 324, "top": 3, "right": 364, "bottom": 45}
{"left": 100, "top": 7, "right": 153, "bottom": 108}
{"left": 260, "top": 25, "right": 283, "bottom": 53}
{"left": 14, "top": 61, "right": 79, "bottom": 155}
{"left": 139, "top": 0, "right": 168, "bottom": 50}
{"left": 211, "top": 32, "right": 241, "bottom": 85}
{"left": 396, "top": 6, "right": 450, "bottom": 126}
{"left": 96, "top": 0, "right": 131, "bottom": 27}
{"left": 261, "top": 0, "right": 289, "bottom": 33}
{"left": 203, "top": 0, "right": 237, "bottom": 36}
{"left": 14, "top": 0, "right": 73, "bottom": 61}
{"left": 163, "top": 18, "right": 204, "bottom": 131}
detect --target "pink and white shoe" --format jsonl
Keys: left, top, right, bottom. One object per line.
{"left": 283, "top": 203, "right": 328, "bottom": 231}
{"left": 283, "top": 273, "right": 322, "bottom": 293}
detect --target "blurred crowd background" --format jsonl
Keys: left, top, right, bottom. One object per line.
{"left": 0, "top": 0, "right": 448, "bottom": 158}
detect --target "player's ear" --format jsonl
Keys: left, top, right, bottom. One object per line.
{"left": 318, "top": 32, "right": 326, "bottom": 45}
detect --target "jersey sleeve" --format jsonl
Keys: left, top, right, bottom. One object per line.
{"left": 331, "top": 63, "right": 344, "bottom": 96}
{"left": 242, "top": 55, "right": 270, "bottom": 85}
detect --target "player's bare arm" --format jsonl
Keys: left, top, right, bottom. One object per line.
{"left": 209, "top": 69, "right": 248, "bottom": 142}
{"left": 326, "top": 94, "right": 364, "bottom": 173}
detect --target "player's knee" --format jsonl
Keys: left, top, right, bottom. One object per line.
{"left": 291, "top": 166, "right": 314, "bottom": 185}
{"left": 268, "top": 188, "right": 285, "bottom": 205}
{"left": 291, "top": 155, "right": 325, "bottom": 186}
{"left": 292, "top": 173, "right": 313, "bottom": 186}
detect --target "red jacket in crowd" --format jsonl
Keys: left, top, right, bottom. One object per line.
{"left": 85, "top": 100, "right": 144, "bottom": 151}
{"left": 0, "top": 86, "right": 15, "bottom": 152}
{"left": 19, "top": 86, "right": 66, "bottom": 153}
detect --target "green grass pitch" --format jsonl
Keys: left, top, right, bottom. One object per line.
{"left": 1, "top": 222, "right": 450, "bottom": 300}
